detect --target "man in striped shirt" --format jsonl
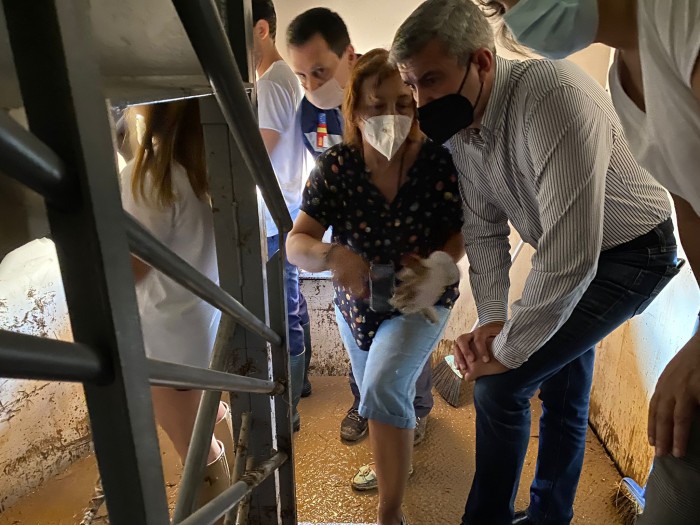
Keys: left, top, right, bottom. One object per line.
{"left": 391, "top": 1, "right": 681, "bottom": 524}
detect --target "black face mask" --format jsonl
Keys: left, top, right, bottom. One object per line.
{"left": 417, "top": 66, "right": 483, "bottom": 144}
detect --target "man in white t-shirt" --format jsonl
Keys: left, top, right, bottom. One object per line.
{"left": 253, "top": 0, "right": 309, "bottom": 432}
{"left": 482, "top": 1, "right": 700, "bottom": 523}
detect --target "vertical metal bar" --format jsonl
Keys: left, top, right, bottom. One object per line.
{"left": 1, "top": 1, "right": 169, "bottom": 524}
{"left": 266, "top": 251, "right": 296, "bottom": 525}
{"left": 170, "top": 0, "right": 291, "bottom": 231}
{"left": 225, "top": 0, "right": 255, "bottom": 87}
{"left": 224, "top": 411, "right": 252, "bottom": 524}
{"left": 235, "top": 457, "right": 257, "bottom": 525}
{"left": 174, "top": 314, "right": 236, "bottom": 522}
{"left": 200, "top": 96, "right": 279, "bottom": 524}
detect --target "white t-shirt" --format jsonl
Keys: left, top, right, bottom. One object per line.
{"left": 257, "top": 60, "right": 306, "bottom": 236}
{"left": 608, "top": 0, "right": 700, "bottom": 215}
{"left": 120, "top": 161, "right": 221, "bottom": 369}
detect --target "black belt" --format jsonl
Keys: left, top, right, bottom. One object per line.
{"left": 604, "top": 218, "right": 674, "bottom": 254}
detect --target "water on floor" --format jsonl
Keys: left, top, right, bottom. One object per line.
{"left": 0, "top": 376, "right": 623, "bottom": 524}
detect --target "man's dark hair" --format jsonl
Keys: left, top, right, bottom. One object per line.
{"left": 252, "top": 0, "right": 277, "bottom": 40}
{"left": 286, "top": 7, "right": 350, "bottom": 57}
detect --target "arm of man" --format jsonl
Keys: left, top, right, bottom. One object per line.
{"left": 453, "top": 171, "right": 511, "bottom": 372}
{"left": 488, "top": 86, "right": 611, "bottom": 370}
{"left": 259, "top": 128, "right": 281, "bottom": 156}
{"left": 646, "top": 20, "right": 700, "bottom": 457}
{"left": 257, "top": 77, "right": 294, "bottom": 159}
{"left": 646, "top": 2, "right": 700, "bottom": 458}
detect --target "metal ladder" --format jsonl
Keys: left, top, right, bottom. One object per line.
{"left": 0, "top": 1, "right": 296, "bottom": 524}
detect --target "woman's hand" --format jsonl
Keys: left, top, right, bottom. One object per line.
{"left": 327, "top": 245, "right": 370, "bottom": 298}
{"left": 391, "top": 251, "right": 460, "bottom": 321}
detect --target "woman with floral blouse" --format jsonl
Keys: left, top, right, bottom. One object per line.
{"left": 287, "top": 49, "right": 464, "bottom": 525}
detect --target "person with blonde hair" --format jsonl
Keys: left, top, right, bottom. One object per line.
{"left": 287, "top": 48, "right": 465, "bottom": 525}
{"left": 120, "top": 99, "right": 232, "bottom": 521}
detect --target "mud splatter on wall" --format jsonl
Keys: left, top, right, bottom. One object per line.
{"left": 0, "top": 239, "right": 91, "bottom": 512}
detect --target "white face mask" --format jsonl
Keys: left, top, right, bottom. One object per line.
{"left": 362, "top": 114, "right": 413, "bottom": 161}
{"left": 306, "top": 78, "right": 345, "bottom": 110}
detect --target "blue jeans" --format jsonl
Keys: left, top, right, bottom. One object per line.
{"left": 463, "top": 220, "right": 680, "bottom": 525}
{"left": 349, "top": 358, "right": 434, "bottom": 418}
{"left": 336, "top": 306, "right": 450, "bottom": 429}
{"left": 267, "top": 234, "right": 309, "bottom": 357}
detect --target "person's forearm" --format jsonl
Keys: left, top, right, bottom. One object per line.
{"left": 131, "top": 256, "right": 151, "bottom": 284}
{"left": 286, "top": 232, "right": 333, "bottom": 273}
{"left": 673, "top": 193, "right": 700, "bottom": 288}
{"left": 442, "top": 232, "right": 466, "bottom": 263}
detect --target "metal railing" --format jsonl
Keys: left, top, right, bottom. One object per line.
{"left": 0, "top": 0, "right": 296, "bottom": 524}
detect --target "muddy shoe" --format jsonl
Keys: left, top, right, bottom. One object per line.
{"left": 413, "top": 415, "right": 429, "bottom": 446}
{"left": 351, "top": 462, "right": 414, "bottom": 491}
{"left": 340, "top": 407, "right": 368, "bottom": 441}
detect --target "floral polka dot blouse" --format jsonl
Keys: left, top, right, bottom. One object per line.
{"left": 302, "top": 141, "right": 464, "bottom": 351}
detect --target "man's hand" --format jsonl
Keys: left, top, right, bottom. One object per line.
{"left": 462, "top": 357, "right": 510, "bottom": 381}
{"left": 453, "top": 321, "right": 505, "bottom": 373}
{"left": 648, "top": 331, "right": 700, "bottom": 457}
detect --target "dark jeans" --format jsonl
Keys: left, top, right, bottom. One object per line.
{"left": 349, "top": 358, "right": 433, "bottom": 418}
{"left": 463, "top": 219, "right": 680, "bottom": 525}
{"left": 267, "top": 234, "right": 309, "bottom": 357}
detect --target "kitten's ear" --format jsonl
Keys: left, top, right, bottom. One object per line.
{"left": 400, "top": 253, "right": 428, "bottom": 276}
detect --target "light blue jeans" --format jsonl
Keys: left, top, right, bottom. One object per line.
{"left": 335, "top": 306, "right": 450, "bottom": 429}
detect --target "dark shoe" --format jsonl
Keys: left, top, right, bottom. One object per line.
{"left": 301, "top": 322, "right": 312, "bottom": 397}
{"left": 414, "top": 415, "right": 429, "bottom": 446}
{"left": 301, "top": 379, "right": 312, "bottom": 398}
{"left": 512, "top": 511, "right": 532, "bottom": 525}
{"left": 340, "top": 407, "right": 368, "bottom": 441}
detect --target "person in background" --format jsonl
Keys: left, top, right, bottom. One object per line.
{"left": 479, "top": 1, "right": 700, "bottom": 522}
{"left": 391, "top": 1, "right": 682, "bottom": 523}
{"left": 252, "top": 0, "right": 309, "bottom": 431}
{"left": 287, "top": 49, "right": 464, "bottom": 525}
{"left": 287, "top": 7, "right": 352, "bottom": 159}
{"left": 286, "top": 7, "right": 436, "bottom": 460}
{"left": 121, "top": 100, "right": 231, "bottom": 523}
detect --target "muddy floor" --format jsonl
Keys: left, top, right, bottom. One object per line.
{"left": 0, "top": 376, "right": 624, "bottom": 524}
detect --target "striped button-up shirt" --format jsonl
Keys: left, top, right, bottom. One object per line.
{"left": 448, "top": 56, "right": 672, "bottom": 369}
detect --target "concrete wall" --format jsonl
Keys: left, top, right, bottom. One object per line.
{"left": 0, "top": 239, "right": 91, "bottom": 512}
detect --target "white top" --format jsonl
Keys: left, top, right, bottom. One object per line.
{"left": 608, "top": 0, "right": 700, "bottom": 215}
{"left": 120, "top": 161, "right": 220, "bottom": 369}
{"left": 257, "top": 60, "right": 306, "bottom": 236}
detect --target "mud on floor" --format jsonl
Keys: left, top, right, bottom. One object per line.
{"left": 0, "top": 377, "right": 624, "bottom": 524}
